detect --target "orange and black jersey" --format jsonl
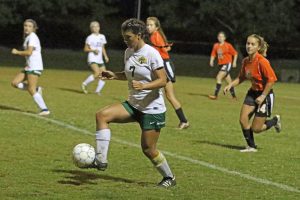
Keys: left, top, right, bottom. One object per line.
{"left": 211, "top": 42, "right": 237, "bottom": 65}
{"left": 149, "top": 31, "right": 170, "bottom": 60}
{"left": 239, "top": 53, "right": 277, "bottom": 91}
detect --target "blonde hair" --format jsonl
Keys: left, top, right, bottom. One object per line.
{"left": 248, "top": 34, "right": 269, "bottom": 56}
{"left": 90, "top": 21, "right": 100, "bottom": 28}
{"left": 146, "top": 17, "right": 168, "bottom": 43}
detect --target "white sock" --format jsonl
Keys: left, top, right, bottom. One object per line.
{"left": 151, "top": 152, "right": 174, "bottom": 178}
{"left": 83, "top": 74, "right": 95, "bottom": 86}
{"left": 95, "top": 80, "right": 105, "bottom": 93}
{"left": 17, "top": 82, "right": 27, "bottom": 90}
{"left": 33, "top": 93, "right": 48, "bottom": 110}
{"left": 95, "top": 129, "right": 111, "bottom": 163}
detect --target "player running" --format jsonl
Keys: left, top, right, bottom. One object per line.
{"left": 146, "top": 17, "right": 189, "bottom": 129}
{"left": 91, "top": 18, "right": 176, "bottom": 188}
{"left": 81, "top": 21, "right": 109, "bottom": 95}
{"left": 224, "top": 34, "right": 281, "bottom": 152}
{"left": 11, "top": 19, "right": 50, "bottom": 116}
{"left": 209, "top": 31, "right": 238, "bottom": 100}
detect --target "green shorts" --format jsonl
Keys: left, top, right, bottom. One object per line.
{"left": 22, "top": 70, "right": 42, "bottom": 76}
{"left": 122, "top": 101, "right": 166, "bottom": 130}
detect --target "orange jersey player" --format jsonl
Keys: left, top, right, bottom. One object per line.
{"left": 224, "top": 34, "right": 281, "bottom": 152}
{"left": 147, "top": 16, "right": 189, "bottom": 130}
{"left": 209, "top": 31, "right": 238, "bottom": 100}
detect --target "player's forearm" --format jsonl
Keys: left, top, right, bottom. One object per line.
{"left": 233, "top": 55, "right": 238, "bottom": 64}
{"left": 102, "top": 47, "right": 108, "bottom": 58}
{"left": 15, "top": 50, "right": 32, "bottom": 56}
{"left": 262, "top": 82, "right": 274, "bottom": 96}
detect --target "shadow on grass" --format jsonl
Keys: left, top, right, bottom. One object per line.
{"left": 195, "top": 140, "right": 245, "bottom": 150}
{"left": 57, "top": 87, "right": 83, "bottom": 94}
{"left": 187, "top": 92, "right": 209, "bottom": 98}
{"left": 53, "top": 169, "right": 152, "bottom": 186}
{"left": 0, "top": 104, "right": 35, "bottom": 114}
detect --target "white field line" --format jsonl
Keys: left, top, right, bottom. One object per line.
{"left": 2, "top": 110, "right": 299, "bottom": 193}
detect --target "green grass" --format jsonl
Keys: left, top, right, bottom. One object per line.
{"left": 0, "top": 66, "right": 300, "bottom": 200}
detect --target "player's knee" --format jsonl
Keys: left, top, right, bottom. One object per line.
{"left": 239, "top": 117, "right": 248, "bottom": 128}
{"left": 141, "top": 146, "right": 156, "bottom": 158}
{"left": 11, "top": 81, "right": 18, "bottom": 88}
{"left": 27, "top": 87, "right": 36, "bottom": 96}
{"left": 96, "top": 110, "right": 108, "bottom": 123}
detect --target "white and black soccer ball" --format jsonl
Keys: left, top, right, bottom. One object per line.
{"left": 72, "top": 143, "right": 95, "bottom": 168}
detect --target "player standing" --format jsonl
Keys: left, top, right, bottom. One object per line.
{"left": 209, "top": 31, "right": 238, "bottom": 100}
{"left": 146, "top": 17, "right": 189, "bottom": 129}
{"left": 91, "top": 18, "right": 176, "bottom": 187}
{"left": 81, "top": 21, "right": 109, "bottom": 95}
{"left": 224, "top": 34, "right": 281, "bottom": 152}
{"left": 11, "top": 19, "right": 50, "bottom": 116}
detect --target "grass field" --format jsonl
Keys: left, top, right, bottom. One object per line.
{"left": 0, "top": 66, "right": 300, "bottom": 200}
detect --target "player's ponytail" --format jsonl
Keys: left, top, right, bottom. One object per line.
{"left": 249, "top": 34, "right": 269, "bottom": 57}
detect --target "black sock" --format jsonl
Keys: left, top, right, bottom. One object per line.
{"left": 175, "top": 108, "right": 188, "bottom": 123}
{"left": 214, "top": 83, "right": 221, "bottom": 96}
{"left": 242, "top": 129, "right": 256, "bottom": 148}
{"left": 230, "top": 87, "right": 236, "bottom": 97}
{"left": 265, "top": 117, "right": 278, "bottom": 130}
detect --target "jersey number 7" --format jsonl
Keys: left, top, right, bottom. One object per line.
{"left": 129, "top": 66, "right": 135, "bottom": 77}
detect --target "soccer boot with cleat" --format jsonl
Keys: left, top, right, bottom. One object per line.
{"left": 81, "top": 83, "right": 88, "bottom": 94}
{"left": 89, "top": 155, "right": 108, "bottom": 171}
{"left": 178, "top": 122, "right": 190, "bottom": 130}
{"left": 208, "top": 95, "right": 218, "bottom": 100}
{"left": 240, "top": 146, "right": 257, "bottom": 153}
{"left": 39, "top": 109, "right": 50, "bottom": 116}
{"left": 158, "top": 176, "right": 176, "bottom": 188}
{"left": 274, "top": 115, "right": 281, "bottom": 133}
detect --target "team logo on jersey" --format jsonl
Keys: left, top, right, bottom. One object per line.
{"left": 138, "top": 56, "right": 147, "bottom": 64}
{"left": 245, "top": 70, "right": 252, "bottom": 79}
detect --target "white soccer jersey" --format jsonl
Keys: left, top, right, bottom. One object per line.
{"left": 124, "top": 44, "right": 166, "bottom": 114}
{"left": 23, "top": 32, "right": 43, "bottom": 70}
{"left": 85, "top": 33, "right": 107, "bottom": 64}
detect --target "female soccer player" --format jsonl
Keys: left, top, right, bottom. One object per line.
{"left": 81, "top": 21, "right": 109, "bottom": 95}
{"left": 209, "top": 31, "right": 238, "bottom": 100}
{"left": 91, "top": 18, "right": 176, "bottom": 187}
{"left": 224, "top": 34, "right": 281, "bottom": 152}
{"left": 146, "top": 17, "right": 189, "bottom": 130}
{"left": 11, "top": 19, "right": 50, "bottom": 116}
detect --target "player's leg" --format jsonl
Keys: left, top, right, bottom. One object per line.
{"left": 95, "top": 65, "right": 106, "bottom": 95}
{"left": 225, "top": 74, "right": 237, "bottom": 99}
{"left": 82, "top": 63, "right": 100, "bottom": 93}
{"left": 11, "top": 72, "right": 27, "bottom": 90}
{"left": 164, "top": 81, "right": 189, "bottom": 129}
{"left": 209, "top": 70, "right": 227, "bottom": 100}
{"left": 94, "top": 103, "right": 134, "bottom": 170}
{"left": 239, "top": 104, "right": 257, "bottom": 152}
{"left": 27, "top": 73, "right": 50, "bottom": 115}
{"left": 141, "top": 129, "right": 176, "bottom": 187}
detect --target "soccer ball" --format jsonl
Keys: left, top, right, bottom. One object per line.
{"left": 72, "top": 143, "right": 96, "bottom": 168}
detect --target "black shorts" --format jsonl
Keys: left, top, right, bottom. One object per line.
{"left": 163, "top": 59, "right": 176, "bottom": 83}
{"left": 243, "top": 89, "right": 275, "bottom": 117}
{"left": 218, "top": 63, "right": 232, "bottom": 76}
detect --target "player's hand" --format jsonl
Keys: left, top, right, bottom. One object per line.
{"left": 93, "top": 49, "right": 99, "bottom": 55}
{"left": 255, "top": 95, "right": 265, "bottom": 105}
{"left": 100, "top": 71, "right": 115, "bottom": 80}
{"left": 11, "top": 48, "right": 18, "bottom": 55}
{"left": 232, "top": 62, "right": 237, "bottom": 68}
{"left": 209, "top": 61, "right": 214, "bottom": 67}
{"left": 132, "top": 80, "right": 144, "bottom": 90}
{"left": 223, "top": 85, "right": 232, "bottom": 95}
{"left": 104, "top": 56, "right": 109, "bottom": 63}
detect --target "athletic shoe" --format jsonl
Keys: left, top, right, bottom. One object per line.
{"left": 274, "top": 115, "right": 281, "bottom": 133}
{"left": 158, "top": 176, "right": 176, "bottom": 188}
{"left": 208, "top": 95, "right": 217, "bottom": 100}
{"left": 81, "top": 83, "right": 88, "bottom": 94}
{"left": 37, "top": 86, "right": 43, "bottom": 96}
{"left": 39, "top": 109, "right": 50, "bottom": 116}
{"left": 178, "top": 122, "right": 190, "bottom": 130}
{"left": 240, "top": 146, "right": 257, "bottom": 153}
{"left": 91, "top": 159, "right": 108, "bottom": 171}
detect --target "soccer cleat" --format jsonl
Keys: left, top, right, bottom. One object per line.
{"left": 208, "top": 95, "right": 217, "bottom": 100}
{"left": 274, "top": 115, "right": 281, "bottom": 133}
{"left": 158, "top": 176, "right": 176, "bottom": 188}
{"left": 39, "top": 109, "right": 50, "bottom": 116}
{"left": 81, "top": 83, "right": 88, "bottom": 94}
{"left": 240, "top": 146, "right": 257, "bottom": 153}
{"left": 178, "top": 122, "right": 190, "bottom": 130}
{"left": 37, "top": 86, "right": 43, "bottom": 96}
{"left": 91, "top": 159, "right": 108, "bottom": 171}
